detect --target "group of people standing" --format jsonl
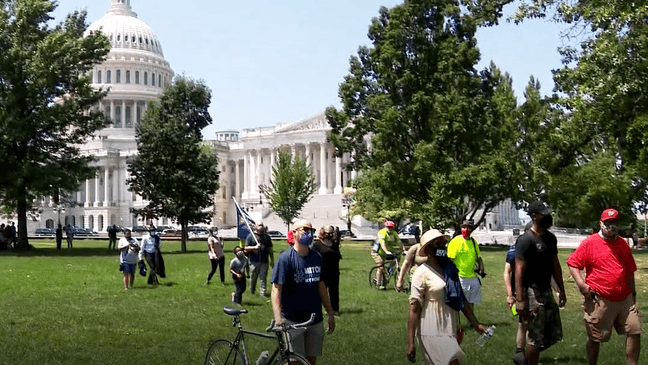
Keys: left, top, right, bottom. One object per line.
{"left": 402, "top": 202, "right": 640, "bottom": 365}
{"left": 117, "top": 227, "right": 164, "bottom": 290}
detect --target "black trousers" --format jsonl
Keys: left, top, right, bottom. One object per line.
{"left": 323, "top": 273, "right": 340, "bottom": 312}
{"left": 207, "top": 257, "right": 225, "bottom": 283}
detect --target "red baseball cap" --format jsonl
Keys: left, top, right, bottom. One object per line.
{"left": 600, "top": 209, "right": 619, "bottom": 222}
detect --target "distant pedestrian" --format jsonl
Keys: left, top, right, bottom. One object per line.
{"left": 629, "top": 224, "right": 639, "bottom": 249}
{"left": 9, "top": 222, "right": 16, "bottom": 248}
{"left": 118, "top": 228, "right": 140, "bottom": 290}
{"left": 139, "top": 227, "right": 160, "bottom": 285}
{"left": 244, "top": 222, "right": 273, "bottom": 297}
{"left": 55, "top": 224, "right": 63, "bottom": 250}
{"left": 566, "top": 208, "right": 641, "bottom": 365}
{"left": 230, "top": 246, "right": 248, "bottom": 305}
{"left": 65, "top": 225, "right": 74, "bottom": 249}
{"left": 108, "top": 225, "right": 118, "bottom": 250}
{"left": 205, "top": 228, "right": 225, "bottom": 285}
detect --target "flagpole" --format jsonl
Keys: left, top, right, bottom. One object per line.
{"left": 232, "top": 197, "right": 260, "bottom": 246}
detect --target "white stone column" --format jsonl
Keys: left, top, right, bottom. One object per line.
{"left": 305, "top": 143, "right": 312, "bottom": 168}
{"left": 85, "top": 179, "right": 91, "bottom": 207}
{"left": 242, "top": 152, "right": 250, "bottom": 200}
{"left": 104, "top": 167, "right": 110, "bottom": 206}
{"left": 112, "top": 164, "right": 119, "bottom": 204}
{"left": 235, "top": 160, "right": 241, "bottom": 199}
{"left": 110, "top": 100, "right": 115, "bottom": 125}
{"left": 121, "top": 100, "right": 126, "bottom": 126}
{"left": 94, "top": 171, "right": 100, "bottom": 207}
{"left": 291, "top": 144, "right": 296, "bottom": 160}
{"left": 76, "top": 190, "right": 82, "bottom": 205}
{"left": 334, "top": 155, "right": 343, "bottom": 194}
{"left": 319, "top": 143, "right": 327, "bottom": 195}
{"left": 270, "top": 148, "right": 276, "bottom": 168}
{"left": 255, "top": 150, "right": 261, "bottom": 196}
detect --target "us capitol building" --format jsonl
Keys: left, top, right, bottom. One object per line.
{"left": 27, "top": 0, "right": 518, "bottom": 234}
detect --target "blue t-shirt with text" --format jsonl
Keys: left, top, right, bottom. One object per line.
{"left": 271, "top": 248, "right": 323, "bottom": 324}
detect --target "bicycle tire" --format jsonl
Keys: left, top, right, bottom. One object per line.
{"left": 394, "top": 268, "right": 411, "bottom": 292}
{"left": 368, "top": 266, "right": 379, "bottom": 289}
{"left": 275, "top": 353, "right": 311, "bottom": 365}
{"left": 205, "top": 339, "right": 246, "bottom": 365}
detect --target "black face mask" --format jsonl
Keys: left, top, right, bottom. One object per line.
{"left": 539, "top": 214, "right": 553, "bottom": 229}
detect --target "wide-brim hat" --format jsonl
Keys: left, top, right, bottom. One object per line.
{"left": 418, "top": 229, "right": 450, "bottom": 257}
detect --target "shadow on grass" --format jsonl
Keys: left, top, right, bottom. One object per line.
{"left": 539, "top": 355, "right": 588, "bottom": 364}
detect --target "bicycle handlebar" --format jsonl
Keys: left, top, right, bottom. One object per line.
{"left": 266, "top": 313, "right": 317, "bottom": 332}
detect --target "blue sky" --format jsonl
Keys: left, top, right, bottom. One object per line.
{"left": 52, "top": 0, "right": 569, "bottom": 139}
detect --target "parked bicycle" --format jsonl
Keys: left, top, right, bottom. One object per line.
{"left": 205, "top": 307, "right": 313, "bottom": 365}
{"left": 368, "top": 250, "right": 410, "bottom": 292}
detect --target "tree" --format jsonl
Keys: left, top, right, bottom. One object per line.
{"left": 127, "top": 76, "right": 218, "bottom": 253}
{"left": 513, "top": 0, "right": 648, "bottom": 227}
{"left": 326, "top": 0, "right": 520, "bottom": 230}
{"left": 0, "top": 0, "right": 110, "bottom": 250}
{"left": 260, "top": 149, "right": 316, "bottom": 230}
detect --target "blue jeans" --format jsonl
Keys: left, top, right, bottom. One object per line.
{"left": 233, "top": 277, "right": 246, "bottom": 304}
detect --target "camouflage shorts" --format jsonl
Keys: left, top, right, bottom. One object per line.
{"left": 524, "top": 287, "right": 563, "bottom": 350}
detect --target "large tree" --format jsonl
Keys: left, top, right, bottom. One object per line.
{"left": 326, "top": 0, "right": 519, "bottom": 230}
{"left": 0, "top": 0, "right": 110, "bottom": 249}
{"left": 513, "top": 0, "right": 648, "bottom": 227}
{"left": 260, "top": 149, "right": 316, "bottom": 230}
{"left": 127, "top": 76, "right": 219, "bottom": 253}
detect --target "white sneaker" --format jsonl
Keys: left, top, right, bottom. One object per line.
{"left": 231, "top": 292, "right": 235, "bottom": 302}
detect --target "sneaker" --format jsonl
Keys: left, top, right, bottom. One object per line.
{"left": 231, "top": 292, "right": 235, "bottom": 302}
{"left": 512, "top": 351, "right": 526, "bottom": 365}
{"left": 378, "top": 285, "right": 386, "bottom": 290}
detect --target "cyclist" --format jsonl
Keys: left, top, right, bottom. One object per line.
{"left": 371, "top": 220, "right": 403, "bottom": 290}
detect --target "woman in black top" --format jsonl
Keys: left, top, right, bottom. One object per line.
{"left": 313, "top": 225, "right": 342, "bottom": 315}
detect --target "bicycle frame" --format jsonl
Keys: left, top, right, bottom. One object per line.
{"left": 225, "top": 313, "right": 301, "bottom": 365}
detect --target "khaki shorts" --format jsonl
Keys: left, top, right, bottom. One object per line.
{"left": 582, "top": 294, "right": 641, "bottom": 342}
{"left": 286, "top": 319, "right": 325, "bottom": 358}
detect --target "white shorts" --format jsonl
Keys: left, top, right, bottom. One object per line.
{"left": 286, "top": 320, "right": 325, "bottom": 358}
{"left": 459, "top": 277, "right": 482, "bottom": 304}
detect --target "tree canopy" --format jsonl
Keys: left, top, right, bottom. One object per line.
{"left": 326, "top": 0, "right": 521, "bottom": 230}
{"left": 512, "top": 0, "right": 648, "bottom": 227}
{"left": 0, "top": 0, "right": 110, "bottom": 249}
{"left": 127, "top": 76, "right": 218, "bottom": 252}
{"left": 260, "top": 149, "right": 316, "bottom": 230}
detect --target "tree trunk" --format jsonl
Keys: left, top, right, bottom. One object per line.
{"left": 180, "top": 221, "right": 187, "bottom": 253}
{"left": 16, "top": 188, "right": 30, "bottom": 250}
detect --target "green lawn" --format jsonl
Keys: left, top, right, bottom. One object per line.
{"left": 1, "top": 239, "right": 647, "bottom": 364}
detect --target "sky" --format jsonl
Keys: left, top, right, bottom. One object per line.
{"left": 51, "top": 0, "right": 571, "bottom": 140}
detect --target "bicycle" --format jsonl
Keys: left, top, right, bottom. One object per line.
{"left": 205, "top": 306, "right": 313, "bottom": 365}
{"left": 368, "top": 250, "right": 410, "bottom": 292}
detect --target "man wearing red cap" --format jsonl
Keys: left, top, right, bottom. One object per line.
{"left": 566, "top": 209, "right": 641, "bottom": 365}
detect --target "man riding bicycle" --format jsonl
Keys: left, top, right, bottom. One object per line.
{"left": 371, "top": 220, "right": 404, "bottom": 289}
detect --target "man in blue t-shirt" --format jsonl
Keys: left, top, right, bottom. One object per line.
{"left": 271, "top": 219, "right": 335, "bottom": 365}
{"left": 245, "top": 222, "right": 274, "bottom": 296}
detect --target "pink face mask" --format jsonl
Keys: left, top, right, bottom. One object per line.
{"left": 461, "top": 227, "right": 470, "bottom": 239}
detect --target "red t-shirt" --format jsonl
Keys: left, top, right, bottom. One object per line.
{"left": 566, "top": 233, "right": 636, "bottom": 301}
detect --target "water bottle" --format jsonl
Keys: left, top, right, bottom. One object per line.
{"left": 475, "top": 325, "right": 496, "bottom": 347}
{"left": 254, "top": 350, "right": 270, "bottom": 365}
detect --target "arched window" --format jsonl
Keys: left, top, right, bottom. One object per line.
{"left": 152, "top": 73, "right": 155, "bottom": 86}
{"left": 144, "top": 72, "right": 148, "bottom": 85}
{"left": 116, "top": 70, "right": 121, "bottom": 83}
{"left": 106, "top": 70, "right": 111, "bottom": 83}
{"left": 126, "top": 70, "right": 130, "bottom": 83}
{"left": 97, "top": 70, "right": 102, "bottom": 83}
{"left": 135, "top": 71, "right": 139, "bottom": 84}
{"left": 117, "top": 34, "right": 120, "bottom": 42}
{"left": 158, "top": 75, "right": 161, "bottom": 87}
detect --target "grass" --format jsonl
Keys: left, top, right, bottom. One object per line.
{"left": 1, "top": 239, "right": 648, "bottom": 364}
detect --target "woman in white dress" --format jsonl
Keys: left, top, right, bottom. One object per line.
{"left": 407, "top": 229, "right": 488, "bottom": 364}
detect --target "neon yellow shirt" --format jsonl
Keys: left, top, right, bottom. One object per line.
{"left": 446, "top": 235, "right": 480, "bottom": 278}
{"left": 376, "top": 228, "right": 400, "bottom": 257}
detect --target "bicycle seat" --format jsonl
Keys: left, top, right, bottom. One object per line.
{"left": 223, "top": 307, "right": 248, "bottom": 316}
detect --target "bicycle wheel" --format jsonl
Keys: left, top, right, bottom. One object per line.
{"left": 276, "top": 353, "right": 311, "bottom": 365}
{"left": 368, "top": 266, "right": 379, "bottom": 289}
{"left": 205, "top": 339, "right": 246, "bottom": 365}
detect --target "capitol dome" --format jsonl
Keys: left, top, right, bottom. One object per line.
{"left": 86, "top": 0, "right": 174, "bottom": 134}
